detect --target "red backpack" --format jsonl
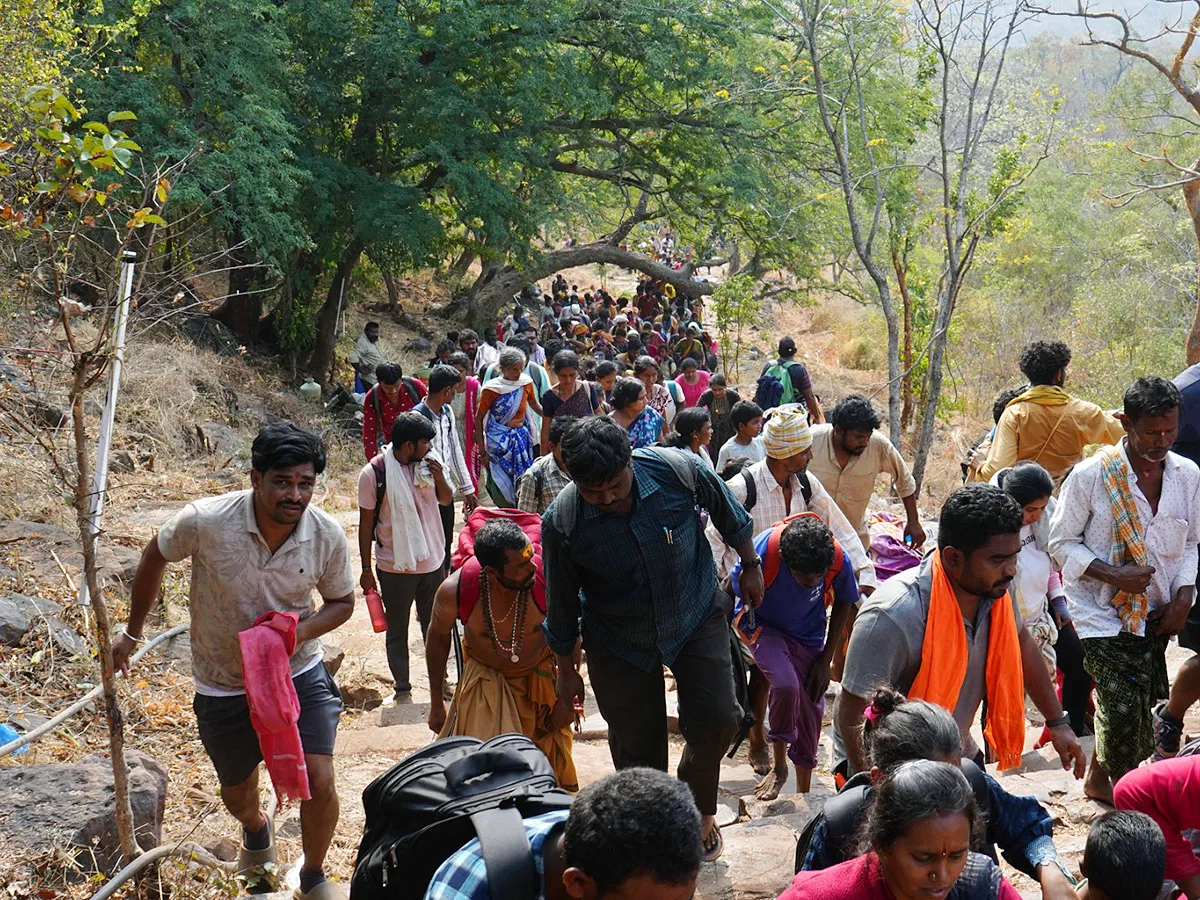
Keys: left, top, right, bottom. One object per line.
{"left": 451, "top": 508, "right": 546, "bottom": 621}
{"left": 736, "top": 512, "right": 844, "bottom": 644}
{"left": 762, "top": 511, "right": 844, "bottom": 606}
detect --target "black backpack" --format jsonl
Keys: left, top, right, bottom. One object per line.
{"left": 351, "top": 733, "right": 574, "bottom": 900}
{"left": 795, "top": 759, "right": 992, "bottom": 873}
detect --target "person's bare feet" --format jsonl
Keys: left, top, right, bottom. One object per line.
{"left": 754, "top": 768, "right": 786, "bottom": 801}
{"left": 1083, "top": 756, "right": 1114, "bottom": 805}
{"left": 700, "top": 815, "right": 723, "bottom": 862}
{"left": 748, "top": 742, "right": 772, "bottom": 777}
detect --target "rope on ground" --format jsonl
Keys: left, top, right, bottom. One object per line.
{"left": 0, "top": 623, "right": 190, "bottom": 758}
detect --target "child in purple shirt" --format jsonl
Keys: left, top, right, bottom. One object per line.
{"left": 731, "top": 514, "right": 857, "bottom": 799}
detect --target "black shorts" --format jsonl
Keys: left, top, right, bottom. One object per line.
{"left": 193, "top": 662, "right": 342, "bottom": 787}
{"left": 1180, "top": 602, "right": 1200, "bottom": 654}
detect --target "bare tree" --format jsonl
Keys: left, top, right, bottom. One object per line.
{"left": 775, "top": 0, "right": 909, "bottom": 446}
{"left": 1029, "top": 0, "right": 1200, "bottom": 363}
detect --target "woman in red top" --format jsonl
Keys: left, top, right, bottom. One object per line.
{"left": 779, "top": 760, "right": 1021, "bottom": 900}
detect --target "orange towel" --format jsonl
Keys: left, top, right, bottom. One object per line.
{"left": 907, "top": 550, "right": 1025, "bottom": 770}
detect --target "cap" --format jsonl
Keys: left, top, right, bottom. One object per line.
{"left": 778, "top": 336, "right": 797, "bottom": 357}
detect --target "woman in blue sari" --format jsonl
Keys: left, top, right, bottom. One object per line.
{"left": 608, "top": 376, "right": 663, "bottom": 450}
{"left": 474, "top": 347, "right": 543, "bottom": 506}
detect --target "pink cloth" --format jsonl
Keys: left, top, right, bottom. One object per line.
{"left": 1114, "top": 755, "right": 1200, "bottom": 882}
{"left": 238, "top": 611, "right": 311, "bottom": 803}
{"left": 675, "top": 370, "right": 711, "bottom": 408}
{"left": 463, "top": 376, "right": 481, "bottom": 491}
{"left": 779, "top": 852, "right": 1022, "bottom": 900}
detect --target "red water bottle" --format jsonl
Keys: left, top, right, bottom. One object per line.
{"left": 365, "top": 588, "right": 387, "bottom": 633}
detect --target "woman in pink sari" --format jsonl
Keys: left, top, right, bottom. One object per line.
{"left": 450, "top": 352, "right": 481, "bottom": 492}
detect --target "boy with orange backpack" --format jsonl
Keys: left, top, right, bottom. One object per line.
{"left": 729, "top": 513, "right": 858, "bottom": 800}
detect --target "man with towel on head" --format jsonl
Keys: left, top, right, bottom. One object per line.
{"left": 705, "top": 403, "right": 876, "bottom": 776}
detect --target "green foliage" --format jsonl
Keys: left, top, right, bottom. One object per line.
{"left": 711, "top": 273, "right": 762, "bottom": 380}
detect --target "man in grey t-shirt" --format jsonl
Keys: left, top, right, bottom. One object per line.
{"left": 835, "top": 484, "right": 1085, "bottom": 780}
{"left": 112, "top": 423, "right": 355, "bottom": 900}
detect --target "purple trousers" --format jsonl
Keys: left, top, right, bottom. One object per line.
{"left": 751, "top": 624, "right": 824, "bottom": 769}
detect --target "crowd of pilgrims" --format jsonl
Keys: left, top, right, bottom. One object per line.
{"left": 333, "top": 276, "right": 1200, "bottom": 900}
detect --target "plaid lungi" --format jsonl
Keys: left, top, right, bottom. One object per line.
{"left": 1081, "top": 629, "right": 1169, "bottom": 780}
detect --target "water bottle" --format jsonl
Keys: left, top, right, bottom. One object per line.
{"left": 365, "top": 588, "right": 387, "bottom": 633}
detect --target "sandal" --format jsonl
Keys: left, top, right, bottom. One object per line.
{"left": 701, "top": 821, "right": 724, "bottom": 862}
{"left": 1153, "top": 703, "right": 1185, "bottom": 761}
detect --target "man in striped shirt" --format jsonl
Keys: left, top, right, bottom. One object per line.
{"left": 416, "top": 365, "right": 478, "bottom": 569}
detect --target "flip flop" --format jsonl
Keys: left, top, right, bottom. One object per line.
{"left": 702, "top": 821, "right": 724, "bottom": 862}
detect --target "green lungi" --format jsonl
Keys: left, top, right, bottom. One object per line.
{"left": 1081, "top": 629, "right": 1169, "bottom": 781}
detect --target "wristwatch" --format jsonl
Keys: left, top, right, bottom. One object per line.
{"left": 742, "top": 554, "right": 763, "bottom": 570}
{"left": 1044, "top": 714, "right": 1070, "bottom": 729}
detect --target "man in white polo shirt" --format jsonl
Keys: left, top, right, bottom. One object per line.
{"left": 111, "top": 422, "right": 355, "bottom": 900}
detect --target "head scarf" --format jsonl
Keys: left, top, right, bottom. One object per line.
{"left": 762, "top": 404, "right": 812, "bottom": 459}
{"left": 573, "top": 323, "right": 588, "bottom": 337}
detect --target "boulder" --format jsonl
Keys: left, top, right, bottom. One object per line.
{"left": 165, "top": 631, "right": 192, "bottom": 670}
{"left": 0, "top": 594, "right": 67, "bottom": 648}
{"left": 27, "top": 396, "right": 68, "bottom": 429}
{"left": 110, "top": 450, "right": 137, "bottom": 474}
{"left": 0, "top": 749, "right": 168, "bottom": 874}
{"left": 0, "top": 520, "right": 140, "bottom": 585}
{"left": 0, "top": 594, "right": 33, "bottom": 646}
{"left": 696, "top": 819, "right": 801, "bottom": 899}
{"left": 404, "top": 337, "right": 433, "bottom": 353}
{"left": 180, "top": 315, "right": 239, "bottom": 356}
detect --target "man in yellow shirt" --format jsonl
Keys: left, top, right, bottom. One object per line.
{"left": 809, "top": 395, "right": 923, "bottom": 551}
{"left": 978, "top": 340, "right": 1124, "bottom": 484}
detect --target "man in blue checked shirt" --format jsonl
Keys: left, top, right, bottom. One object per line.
{"left": 425, "top": 768, "right": 702, "bottom": 900}
{"left": 541, "top": 416, "right": 764, "bottom": 863}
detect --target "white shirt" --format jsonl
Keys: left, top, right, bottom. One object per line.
{"left": 715, "top": 435, "right": 766, "bottom": 474}
{"left": 418, "top": 401, "right": 475, "bottom": 497}
{"left": 1048, "top": 441, "right": 1200, "bottom": 639}
{"left": 474, "top": 341, "right": 503, "bottom": 374}
{"left": 705, "top": 459, "right": 877, "bottom": 590}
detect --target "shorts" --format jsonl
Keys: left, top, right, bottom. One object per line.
{"left": 1179, "top": 601, "right": 1200, "bottom": 654}
{"left": 193, "top": 661, "right": 343, "bottom": 787}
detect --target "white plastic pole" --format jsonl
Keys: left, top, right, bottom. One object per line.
{"left": 79, "top": 250, "right": 136, "bottom": 607}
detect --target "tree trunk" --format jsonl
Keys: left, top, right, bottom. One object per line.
{"left": 1184, "top": 165, "right": 1200, "bottom": 365}
{"left": 212, "top": 231, "right": 264, "bottom": 344}
{"left": 910, "top": 284, "right": 957, "bottom": 494}
{"left": 447, "top": 247, "right": 476, "bottom": 279}
{"left": 68, "top": 359, "right": 139, "bottom": 864}
{"left": 894, "top": 249, "right": 915, "bottom": 431}
{"left": 382, "top": 269, "right": 400, "bottom": 313}
{"left": 306, "top": 239, "right": 364, "bottom": 388}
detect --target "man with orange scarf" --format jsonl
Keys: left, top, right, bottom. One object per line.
{"left": 835, "top": 484, "right": 1085, "bottom": 780}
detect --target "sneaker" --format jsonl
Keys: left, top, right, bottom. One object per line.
{"left": 1153, "top": 703, "right": 1185, "bottom": 760}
